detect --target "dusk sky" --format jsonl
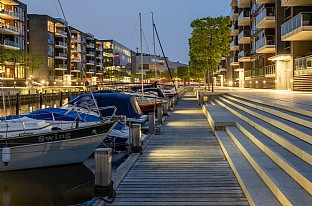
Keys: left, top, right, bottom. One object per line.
{"left": 21, "top": 0, "right": 230, "bottom": 64}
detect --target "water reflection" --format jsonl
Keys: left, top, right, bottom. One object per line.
{"left": 0, "top": 99, "right": 68, "bottom": 117}
{"left": 0, "top": 164, "right": 94, "bottom": 206}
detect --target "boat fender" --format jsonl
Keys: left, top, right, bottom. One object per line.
{"left": 2, "top": 147, "right": 10, "bottom": 166}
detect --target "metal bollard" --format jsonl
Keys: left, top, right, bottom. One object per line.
{"left": 131, "top": 124, "right": 142, "bottom": 153}
{"left": 156, "top": 105, "right": 163, "bottom": 124}
{"left": 93, "top": 148, "right": 115, "bottom": 201}
{"left": 148, "top": 112, "right": 155, "bottom": 135}
{"left": 163, "top": 100, "right": 168, "bottom": 116}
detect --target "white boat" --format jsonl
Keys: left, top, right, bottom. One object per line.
{"left": 0, "top": 116, "right": 116, "bottom": 171}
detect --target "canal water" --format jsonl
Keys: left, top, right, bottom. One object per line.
{"left": 0, "top": 99, "right": 129, "bottom": 205}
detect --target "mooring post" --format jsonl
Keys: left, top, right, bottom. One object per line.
{"left": 93, "top": 148, "right": 115, "bottom": 201}
{"left": 148, "top": 112, "right": 155, "bottom": 135}
{"left": 15, "top": 93, "right": 20, "bottom": 115}
{"left": 163, "top": 100, "right": 168, "bottom": 116}
{"left": 59, "top": 91, "right": 63, "bottom": 107}
{"left": 39, "top": 92, "right": 43, "bottom": 108}
{"left": 156, "top": 105, "right": 163, "bottom": 124}
{"left": 131, "top": 124, "right": 142, "bottom": 153}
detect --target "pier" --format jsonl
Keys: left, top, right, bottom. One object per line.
{"left": 107, "top": 92, "right": 248, "bottom": 205}
{"left": 90, "top": 87, "right": 312, "bottom": 206}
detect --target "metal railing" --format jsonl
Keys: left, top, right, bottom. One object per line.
{"left": 56, "top": 29, "right": 67, "bottom": 36}
{"left": 256, "top": 7, "right": 275, "bottom": 26}
{"left": 0, "top": 24, "right": 19, "bottom": 33}
{"left": 238, "top": 30, "right": 251, "bottom": 42}
{"left": 255, "top": 36, "right": 275, "bottom": 50}
{"left": 281, "top": 12, "right": 312, "bottom": 36}
{"left": 238, "top": 10, "right": 251, "bottom": 23}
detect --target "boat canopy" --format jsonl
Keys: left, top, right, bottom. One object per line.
{"left": 68, "top": 93, "right": 143, "bottom": 118}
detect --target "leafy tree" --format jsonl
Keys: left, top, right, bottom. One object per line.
{"left": 189, "top": 16, "right": 231, "bottom": 90}
{"left": 161, "top": 68, "right": 176, "bottom": 80}
{"left": 26, "top": 53, "right": 44, "bottom": 75}
{"left": 177, "top": 66, "right": 189, "bottom": 86}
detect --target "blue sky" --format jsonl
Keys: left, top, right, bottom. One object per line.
{"left": 21, "top": 0, "right": 230, "bottom": 64}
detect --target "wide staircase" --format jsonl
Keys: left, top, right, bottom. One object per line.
{"left": 203, "top": 93, "right": 312, "bottom": 206}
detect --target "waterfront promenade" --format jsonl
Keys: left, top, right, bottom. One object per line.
{"left": 110, "top": 92, "right": 248, "bottom": 205}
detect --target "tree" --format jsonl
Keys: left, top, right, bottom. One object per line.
{"left": 26, "top": 53, "right": 44, "bottom": 76}
{"left": 160, "top": 68, "right": 176, "bottom": 80}
{"left": 189, "top": 16, "right": 231, "bottom": 90}
{"left": 177, "top": 66, "right": 189, "bottom": 86}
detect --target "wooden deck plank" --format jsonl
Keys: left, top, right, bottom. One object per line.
{"left": 110, "top": 93, "right": 248, "bottom": 206}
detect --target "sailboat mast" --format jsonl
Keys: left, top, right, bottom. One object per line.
{"left": 139, "top": 13, "right": 144, "bottom": 97}
{"left": 152, "top": 12, "right": 157, "bottom": 80}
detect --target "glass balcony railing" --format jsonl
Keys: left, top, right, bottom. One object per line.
{"left": 230, "top": 6, "right": 239, "bottom": 18}
{"left": 231, "top": 23, "right": 238, "bottom": 30}
{"left": 238, "top": 10, "right": 251, "bottom": 23}
{"left": 56, "top": 29, "right": 67, "bottom": 36}
{"left": 256, "top": 7, "right": 275, "bottom": 26}
{"left": 238, "top": 50, "right": 251, "bottom": 59}
{"left": 0, "top": 8, "right": 18, "bottom": 19}
{"left": 230, "top": 56, "right": 238, "bottom": 63}
{"left": 3, "top": 39, "right": 18, "bottom": 48}
{"left": 56, "top": 53, "right": 67, "bottom": 58}
{"left": 55, "top": 64, "right": 67, "bottom": 69}
{"left": 281, "top": 12, "right": 312, "bottom": 36}
{"left": 56, "top": 41, "right": 67, "bottom": 47}
{"left": 0, "top": 24, "right": 19, "bottom": 33}
{"left": 88, "top": 42, "right": 95, "bottom": 48}
{"left": 238, "top": 30, "right": 251, "bottom": 41}
{"left": 87, "top": 51, "right": 95, "bottom": 56}
{"left": 230, "top": 40, "right": 239, "bottom": 48}
{"left": 255, "top": 36, "right": 275, "bottom": 50}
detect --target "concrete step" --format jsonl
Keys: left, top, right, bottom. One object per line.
{"left": 233, "top": 118, "right": 312, "bottom": 195}
{"left": 202, "top": 101, "right": 235, "bottom": 132}
{"left": 215, "top": 98, "right": 312, "bottom": 166}
{"left": 226, "top": 126, "right": 312, "bottom": 206}
{"left": 224, "top": 94, "right": 312, "bottom": 129}
{"left": 219, "top": 96, "right": 312, "bottom": 145}
{"left": 215, "top": 130, "right": 281, "bottom": 206}
{"left": 229, "top": 93, "right": 312, "bottom": 118}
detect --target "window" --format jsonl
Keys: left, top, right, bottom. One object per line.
{"left": 47, "top": 20, "right": 54, "bottom": 33}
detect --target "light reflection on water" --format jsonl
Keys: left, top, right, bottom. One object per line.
{"left": 0, "top": 99, "right": 68, "bottom": 117}
{"left": 0, "top": 164, "right": 94, "bottom": 206}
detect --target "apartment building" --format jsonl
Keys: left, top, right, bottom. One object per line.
{"left": 279, "top": 0, "right": 312, "bottom": 91}
{"left": 229, "top": 0, "right": 312, "bottom": 91}
{"left": 103, "top": 39, "right": 133, "bottom": 74}
{"left": 28, "top": 14, "right": 68, "bottom": 86}
{"left": 0, "top": 0, "right": 27, "bottom": 87}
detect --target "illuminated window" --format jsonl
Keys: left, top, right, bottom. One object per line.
{"left": 47, "top": 21, "right": 54, "bottom": 33}
{"left": 48, "top": 57, "right": 54, "bottom": 68}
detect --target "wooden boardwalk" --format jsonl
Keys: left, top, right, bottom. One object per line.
{"left": 111, "top": 93, "right": 248, "bottom": 206}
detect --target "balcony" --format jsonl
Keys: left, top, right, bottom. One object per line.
{"left": 96, "top": 46, "right": 103, "bottom": 51}
{"left": 238, "top": 0, "right": 250, "bottom": 8}
{"left": 55, "top": 41, "right": 67, "bottom": 48}
{"left": 1, "top": 39, "right": 20, "bottom": 50}
{"left": 86, "top": 51, "right": 95, "bottom": 56}
{"left": 0, "top": 24, "right": 19, "bottom": 35}
{"left": 96, "top": 55, "right": 103, "bottom": 59}
{"left": 230, "top": 7, "right": 239, "bottom": 20}
{"left": 71, "top": 57, "right": 81, "bottom": 62}
{"left": 281, "top": 12, "right": 312, "bottom": 41}
{"left": 238, "top": 50, "right": 253, "bottom": 62}
{"left": 55, "top": 29, "right": 67, "bottom": 37}
{"left": 87, "top": 42, "right": 95, "bottom": 48}
{"left": 281, "top": 0, "right": 312, "bottom": 7}
{"left": 264, "top": 65, "right": 275, "bottom": 77}
{"left": 238, "top": 10, "right": 251, "bottom": 26}
{"left": 256, "top": 36, "right": 275, "bottom": 53}
{"left": 255, "top": 0, "right": 275, "bottom": 3}
{"left": 231, "top": 23, "right": 239, "bottom": 36}
{"left": 55, "top": 53, "right": 67, "bottom": 59}
{"left": 55, "top": 64, "right": 67, "bottom": 71}
{"left": 230, "top": 56, "right": 239, "bottom": 66}
{"left": 256, "top": 7, "right": 275, "bottom": 28}
{"left": 230, "top": 40, "right": 239, "bottom": 51}
{"left": 0, "top": 8, "right": 19, "bottom": 20}
{"left": 86, "top": 60, "right": 95, "bottom": 65}
{"left": 238, "top": 30, "right": 251, "bottom": 44}
{"left": 71, "top": 36, "right": 79, "bottom": 42}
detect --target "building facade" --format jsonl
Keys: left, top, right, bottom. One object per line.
{"left": 28, "top": 14, "right": 68, "bottom": 86}
{"left": 229, "top": 0, "right": 312, "bottom": 91}
{"left": 0, "top": 0, "right": 27, "bottom": 87}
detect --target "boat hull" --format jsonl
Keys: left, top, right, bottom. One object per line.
{"left": 0, "top": 122, "right": 115, "bottom": 171}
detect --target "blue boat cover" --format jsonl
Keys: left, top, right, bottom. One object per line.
{"left": 68, "top": 93, "right": 143, "bottom": 118}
